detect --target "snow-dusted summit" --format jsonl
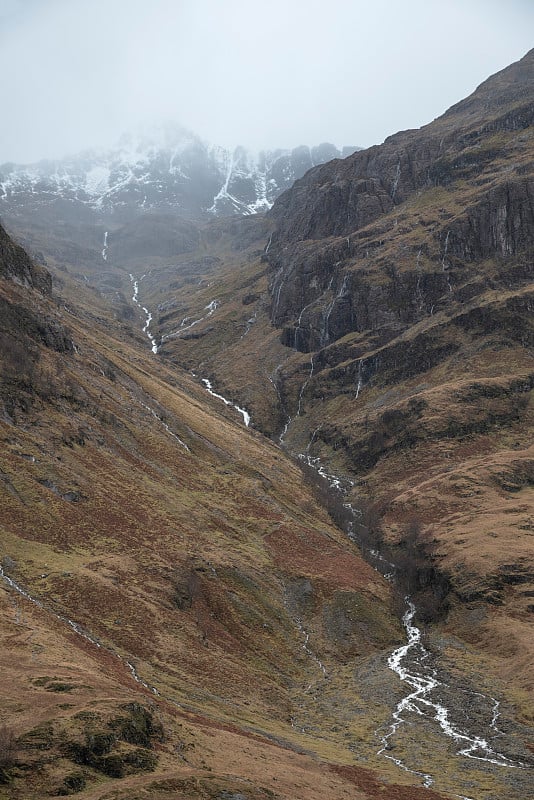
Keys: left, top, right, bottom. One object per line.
{"left": 0, "top": 126, "right": 358, "bottom": 218}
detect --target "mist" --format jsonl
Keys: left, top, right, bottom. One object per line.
{"left": 1, "top": 0, "right": 533, "bottom": 163}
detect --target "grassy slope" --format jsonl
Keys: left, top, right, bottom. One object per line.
{"left": 146, "top": 104, "right": 534, "bottom": 756}
{"left": 3, "top": 265, "right": 461, "bottom": 799}
{"left": 1, "top": 61, "right": 533, "bottom": 793}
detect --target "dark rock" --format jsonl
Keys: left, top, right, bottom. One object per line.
{"left": 264, "top": 49, "right": 534, "bottom": 357}
{"left": 0, "top": 222, "right": 51, "bottom": 294}
{"left": 56, "top": 771, "right": 86, "bottom": 795}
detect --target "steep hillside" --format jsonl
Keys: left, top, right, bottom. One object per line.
{"left": 2, "top": 51, "right": 534, "bottom": 800}
{"left": 2, "top": 224, "right": 462, "bottom": 800}
{"left": 148, "top": 50, "right": 534, "bottom": 794}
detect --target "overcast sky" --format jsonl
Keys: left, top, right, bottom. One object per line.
{"left": 0, "top": 0, "right": 533, "bottom": 162}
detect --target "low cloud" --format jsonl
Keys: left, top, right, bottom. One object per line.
{"left": 0, "top": 0, "right": 533, "bottom": 162}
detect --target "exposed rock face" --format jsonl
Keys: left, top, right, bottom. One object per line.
{"left": 444, "top": 180, "right": 534, "bottom": 261}
{"left": 269, "top": 49, "right": 534, "bottom": 247}
{"left": 266, "top": 49, "right": 534, "bottom": 352}
{"left": 0, "top": 221, "right": 51, "bottom": 294}
{"left": 0, "top": 224, "right": 74, "bottom": 418}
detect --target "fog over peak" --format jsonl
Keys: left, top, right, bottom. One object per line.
{"left": 1, "top": 0, "right": 533, "bottom": 164}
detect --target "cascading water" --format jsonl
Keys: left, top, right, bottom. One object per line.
{"left": 130, "top": 273, "right": 158, "bottom": 354}
{"left": 277, "top": 356, "right": 529, "bottom": 793}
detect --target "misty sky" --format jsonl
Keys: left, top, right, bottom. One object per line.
{"left": 1, "top": 0, "right": 533, "bottom": 163}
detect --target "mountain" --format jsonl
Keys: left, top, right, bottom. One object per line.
{"left": 1, "top": 52, "right": 534, "bottom": 800}
{"left": 0, "top": 221, "right": 416, "bottom": 799}
{"left": 0, "top": 126, "right": 358, "bottom": 219}
{"left": 147, "top": 49, "right": 534, "bottom": 797}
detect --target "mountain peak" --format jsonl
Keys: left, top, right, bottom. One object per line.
{"left": 433, "top": 46, "right": 534, "bottom": 130}
{"left": 0, "top": 130, "right": 360, "bottom": 219}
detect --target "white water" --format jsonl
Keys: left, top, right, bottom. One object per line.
{"left": 288, "top": 611, "right": 328, "bottom": 733}
{"left": 355, "top": 359, "right": 364, "bottom": 399}
{"left": 161, "top": 299, "right": 219, "bottom": 342}
{"left": 441, "top": 230, "right": 453, "bottom": 293}
{"left": 295, "top": 617, "right": 327, "bottom": 691}
{"left": 279, "top": 417, "right": 292, "bottom": 444}
{"left": 391, "top": 160, "right": 401, "bottom": 200}
{"left": 378, "top": 599, "right": 526, "bottom": 786}
{"left": 276, "top": 353, "right": 314, "bottom": 445}
{"left": 288, "top": 419, "right": 528, "bottom": 790}
{"left": 129, "top": 273, "right": 158, "bottom": 353}
{"left": 299, "top": 453, "right": 347, "bottom": 493}
{"left": 201, "top": 378, "right": 251, "bottom": 427}
{"left": 240, "top": 310, "right": 257, "bottom": 339}
{"left": 271, "top": 266, "right": 286, "bottom": 324}
{"left": 296, "top": 617, "right": 327, "bottom": 681}
{"left": 297, "top": 354, "right": 314, "bottom": 417}
{"left": 102, "top": 230, "right": 108, "bottom": 261}
{"left": 321, "top": 275, "right": 347, "bottom": 345}
{"left": 293, "top": 296, "right": 318, "bottom": 349}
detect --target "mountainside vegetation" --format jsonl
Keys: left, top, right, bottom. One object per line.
{"left": 1, "top": 50, "right": 533, "bottom": 800}
{"left": 155, "top": 52, "right": 534, "bottom": 703}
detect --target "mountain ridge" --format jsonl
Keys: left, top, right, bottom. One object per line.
{"left": 0, "top": 126, "right": 359, "bottom": 219}
{"left": 149, "top": 51, "right": 534, "bottom": 782}
{"left": 266, "top": 48, "right": 534, "bottom": 257}
{"left": 1, "top": 51, "right": 534, "bottom": 800}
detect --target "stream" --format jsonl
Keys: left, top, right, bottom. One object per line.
{"left": 130, "top": 273, "right": 158, "bottom": 354}
{"left": 160, "top": 299, "right": 219, "bottom": 343}
{"left": 302, "top": 451, "right": 529, "bottom": 792}
{"left": 276, "top": 390, "right": 529, "bottom": 794}
{"left": 200, "top": 377, "right": 251, "bottom": 427}
{"left": 377, "top": 599, "right": 525, "bottom": 793}
{"left": 2, "top": 318, "right": 530, "bottom": 794}
{"left": 126, "top": 284, "right": 252, "bottom": 427}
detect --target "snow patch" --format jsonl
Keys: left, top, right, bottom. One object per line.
{"left": 85, "top": 165, "right": 111, "bottom": 195}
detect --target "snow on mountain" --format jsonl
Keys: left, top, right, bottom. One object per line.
{"left": 0, "top": 125, "right": 359, "bottom": 218}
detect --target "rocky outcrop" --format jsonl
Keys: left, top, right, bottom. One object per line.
{"left": 0, "top": 221, "right": 51, "bottom": 294}
{"left": 265, "top": 49, "right": 534, "bottom": 355}
{"left": 0, "top": 295, "right": 73, "bottom": 354}
{"left": 268, "top": 50, "right": 534, "bottom": 254}
{"left": 444, "top": 179, "right": 534, "bottom": 261}
{"left": 0, "top": 225, "right": 74, "bottom": 417}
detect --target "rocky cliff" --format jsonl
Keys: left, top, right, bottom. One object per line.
{"left": 266, "top": 49, "right": 534, "bottom": 351}
{"left": 0, "top": 221, "right": 51, "bottom": 294}
{"left": 0, "top": 127, "right": 358, "bottom": 219}
{"left": 0, "top": 222, "right": 74, "bottom": 421}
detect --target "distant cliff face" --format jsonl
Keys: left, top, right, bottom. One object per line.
{"left": 0, "top": 223, "right": 74, "bottom": 422}
{"left": 0, "top": 128, "right": 358, "bottom": 219}
{"left": 0, "top": 222, "right": 51, "bottom": 294}
{"left": 265, "top": 49, "right": 534, "bottom": 350}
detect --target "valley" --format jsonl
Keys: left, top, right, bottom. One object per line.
{"left": 1, "top": 50, "right": 533, "bottom": 800}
